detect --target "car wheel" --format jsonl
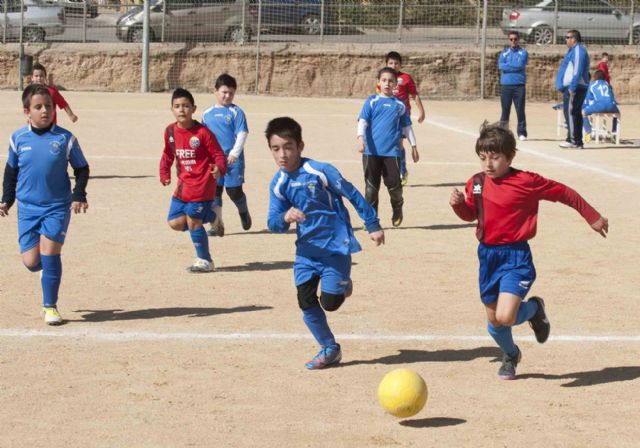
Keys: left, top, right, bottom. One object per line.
{"left": 531, "top": 25, "right": 553, "bottom": 46}
{"left": 633, "top": 26, "right": 640, "bottom": 45}
{"left": 225, "top": 26, "right": 250, "bottom": 44}
{"left": 301, "top": 13, "right": 320, "bottom": 35}
{"left": 23, "top": 27, "right": 45, "bottom": 43}
{"left": 129, "top": 26, "right": 154, "bottom": 43}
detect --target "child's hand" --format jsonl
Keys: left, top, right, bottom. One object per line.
{"left": 449, "top": 188, "right": 466, "bottom": 206}
{"left": 284, "top": 207, "right": 305, "bottom": 224}
{"left": 370, "top": 229, "right": 385, "bottom": 246}
{"left": 227, "top": 155, "right": 238, "bottom": 165}
{"left": 70, "top": 201, "right": 88, "bottom": 214}
{"left": 591, "top": 216, "right": 609, "bottom": 238}
{"left": 417, "top": 111, "right": 425, "bottom": 124}
{"left": 0, "top": 203, "right": 8, "bottom": 217}
{"left": 70, "top": 114, "right": 78, "bottom": 123}
{"left": 357, "top": 137, "right": 365, "bottom": 153}
{"left": 161, "top": 178, "right": 171, "bottom": 186}
{"left": 411, "top": 146, "right": 419, "bottom": 163}
{"left": 211, "top": 165, "right": 220, "bottom": 178}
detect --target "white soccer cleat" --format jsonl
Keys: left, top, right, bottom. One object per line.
{"left": 518, "top": 135, "right": 527, "bottom": 141}
{"left": 186, "top": 258, "right": 214, "bottom": 273}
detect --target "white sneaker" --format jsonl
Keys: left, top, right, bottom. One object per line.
{"left": 42, "top": 307, "right": 63, "bottom": 325}
{"left": 186, "top": 258, "right": 214, "bottom": 273}
{"left": 518, "top": 135, "right": 527, "bottom": 141}
{"left": 559, "top": 141, "right": 582, "bottom": 149}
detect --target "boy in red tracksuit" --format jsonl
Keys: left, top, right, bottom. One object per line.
{"left": 159, "top": 88, "right": 226, "bottom": 273}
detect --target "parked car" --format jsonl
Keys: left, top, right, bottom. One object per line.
{"left": 115, "top": 0, "right": 255, "bottom": 44}
{"left": 45, "top": 0, "right": 98, "bottom": 18}
{"left": 501, "top": 0, "right": 640, "bottom": 46}
{"left": 250, "top": 0, "right": 327, "bottom": 35}
{"left": 0, "top": 0, "right": 65, "bottom": 42}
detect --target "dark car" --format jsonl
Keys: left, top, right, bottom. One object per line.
{"left": 250, "top": 0, "right": 326, "bottom": 35}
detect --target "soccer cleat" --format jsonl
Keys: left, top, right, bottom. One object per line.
{"left": 559, "top": 141, "right": 583, "bottom": 149}
{"left": 518, "top": 135, "right": 527, "bottom": 141}
{"left": 401, "top": 172, "right": 409, "bottom": 186}
{"left": 584, "top": 133, "right": 592, "bottom": 143}
{"left": 207, "top": 221, "right": 225, "bottom": 237}
{"left": 528, "top": 296, "right": 550, "bottom": 344}
{"left": 186, "top": 258, "right": 214, "bottom": 273}
{"left": 498, "top": 347, "right": 521, "bottom": 380}
{"left": 240, "top": 211, "right": 252, "bottom": 231}
{"left": 42, "top": 307, "right": 63, "bottom": 326}
{"left": 305, "top": 344, "right": 342, "bottom": 370}
{"left": 391, "top": 207, "right": 403, "bottom": 227}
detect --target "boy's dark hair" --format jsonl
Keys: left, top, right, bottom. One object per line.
{"left": 475, "top": 121, "right": 517, "bottom": 160}
{"left": 567, "top": 29, "right": 581, "bottom": 42}
{"left": 385, "top": 51, "right": 402, "bottom": 64}
{"left": 22, "top": 84, "right": 51, "bottom": 108}
{"left": 601, "top": 52, "right": 609, "bottom": 58}
{"left": 593, "top": 69, "right": 605, "bottom": 81}
{"left": 215, "top": 73, "right": 237, "bottom": 90}
{"left": 32, "top": 62, "right": 47, "bottom": 76}
{"left": 171, "top": 88, "right": 194, "bottom": 106}
{"left": 265, "top": 117, "right": 302, "bottom": 146}
{"left": 508, "top": 30, "right": 520, "bottom": 39}
{"left": 378, "top": 66, "right": 397, "bottom": 81}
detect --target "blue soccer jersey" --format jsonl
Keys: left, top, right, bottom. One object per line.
{"left": 201, "top": 104, "right": 248, "bottom": 155}
{"left": 7, "top": 124, "right": 88, "bottom": 208}
{"left": 358, "top": 94, "right": 411, "bottom": 157}
{"left": 268, "top": 158, "right": 381, "bottom": 258}
{"left": 583, "top": 80, "right": 619, "bottom": 114}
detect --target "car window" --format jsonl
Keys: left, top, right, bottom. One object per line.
{"left": 558, "top": 0, "right": 584, "bottom": 13}
{"left": 4, "top": 0, "right": 24, "bottom": 12}
{"left": 581, "top": 0, "right": 615, "bottom": 14}
{"left": 166, "top": 0, "right": 196, "bottom": 11}
{"left": 201, "top": 0, "right": 235, "bottom": 4}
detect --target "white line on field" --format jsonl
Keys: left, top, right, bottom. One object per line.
{"left": 0, "top": 328, "right": 639, "bottom": 343}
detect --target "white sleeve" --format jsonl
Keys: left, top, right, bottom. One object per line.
{"left": 357, "top": 118, "right": 368, "bottom": 137}
{"left": 228, "top": 131, "right": 248, "bottom": 159}
{"left": 402, "top": 125, "right": 417, "bottom": 147}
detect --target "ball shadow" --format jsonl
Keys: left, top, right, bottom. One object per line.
{"left": 399, "top": 417, "right": 466, "bottom": 428}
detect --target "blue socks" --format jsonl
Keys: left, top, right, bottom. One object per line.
{"left": 40, "top": 254, "right": 62, "bottom": 308}
{"left": 487, "top": 322, "right": 519, "bottom": 358}
{"left": 515, "top": 300, "right": 538, "bottom": 325}
{"left": 302, "top": 304, "right": 337, "bottom": 348}
{"left": 232, "top": 194, "right": 249, "bottom": 214}
{"left": 189, "top": 226, "right": 211, "bottom": 262}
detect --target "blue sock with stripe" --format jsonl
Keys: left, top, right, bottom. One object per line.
{"left": 41, "top": 254, "right": 62, "bottom": 308}
{"left": 302, "top": 304, "right": 336, "bottom": 348}
{"left": 487, "top": 322, "right": 519, "bottom": 358}
{"left": 515, "top": 300, "right": 538, "bottom": 325}
{"left": 189, "top": 226, "right": 211, "bottom": 262}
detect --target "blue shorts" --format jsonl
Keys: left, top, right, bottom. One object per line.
{"left": 17, "top": 202, "right": 71, "bottom": 253}
{"left": 218, "top": 155, "right": 245, "bottom": 188}
{"left": 478, "top": 241, "right": 536, "bottom": 304}
{"left": 294, "top": 253, "right": 352, "bottom": 295}
{"left": 167, "top": 197, "right": 216, "bottom": 223}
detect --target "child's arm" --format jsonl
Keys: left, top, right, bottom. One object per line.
{"left": 68, "top": 137, "right": 90, "bottom": 213}
{"left": 413, "top": 94, "right": 426, "bottom": 124}
{"left": 267, "top": 177, "right": 296, "bottom": 233}
{"left": 159, "top": 128, "right": 175, "bottom": 185}
{"left": 356, "top": 119, "right": 367, "bottom": 153}
{"left": 227, "top": 131, "right": 248, "bottom": 165}
{"left": 64, "top": 105, "right": 78, "bottom": 123}
{"left": 206, "top": 131, "right": 227, "bottom": 178}
{"left": 400, "top": 111, "right": 419, "bottom": 163}
{"left": 449, "top": 182, "right": 477, "bottom": 222}
{"left": 1, "top": 144, "right": 20, "bottom": 216}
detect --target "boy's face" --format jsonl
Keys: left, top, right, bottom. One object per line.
{"left": 386, "top": 58, "right": 401, "bottom": 71}
{"left": 269, "top": 134, "right": 304, "bottom": 173}
{"left": 478, "top": 151, "right": 512, "bottom": 179}
{"left": 601, "top": 55, "right": 609, "bottom": 63}
{"left": 378, "top": 72, "right": 397, "bottom": 96}
{"left": 31, "top": 70, "right": 47, "bottom": 85}
{"left": 25, "top": 94, "right": 54, "bottom": 129}
{"left": 215, "top": 86, "right": 236, "bottom": 106}
{"left": 171, "top": 97, "right": 196, "bottom": 128}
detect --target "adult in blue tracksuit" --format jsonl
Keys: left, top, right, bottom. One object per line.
{"left": 499, "top": 31, "right": 528, "bottom": 140}
{"left": 556, "top": 29, "right": 590, "bottom": 149}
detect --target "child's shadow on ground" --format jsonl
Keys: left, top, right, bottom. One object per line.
{"left": 518, "top": 366, "right": 640, "bottom": 387}
{"left": 339, "top": 347, "right": 501, "bottom": 367}
{"left": 216, "top": 260, "right": 294, "bottom": 272}
{"left": 70, "top": 305, "right": 272, "bottom": 322}
{"left": 399, "top": 417, "right": 467, "bottom": 428}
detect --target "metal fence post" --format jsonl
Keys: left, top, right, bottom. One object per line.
{"left": 3, "top": 1, "right": 8, "bottom": 44}
{"left": 162, "top": 0, "right": 167, "bottom": 42}
{"left": 479, "top": 0, "right": 488, "bottom": 100}
{"left": 320, "top": 0, "right": 324, "bottom": 43}
{"left": 18, "top": 0, "right": 24, "bottom": 90}
{"left": 475, "top": 0, "right": 481, "bottom": 44}
{"left": 553, "top": 0, "right": 558, "bottom": 45}
{"left": 241, "top": 0, "right": 246, "bottom": 45}
{"left": 82, "top": 2, "right": 87, "bottom": 43}
{"left": 397, "top": 0, "right": 404, "bottom": 42}
{"left": 629, "top": 0, "right": 635, "bottom": 45}
{"left": 255, "top": 0, "right": 262, "bottom": 94}
{"left": 141, "top": 0, "right": 150, "bottom": 93}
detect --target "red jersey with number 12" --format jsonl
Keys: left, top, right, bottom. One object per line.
{"left": 159, "top": 121, "right": 226, "bottom": 202}
{"left": 451, "top": 169, "right": 601, "bottom": 245}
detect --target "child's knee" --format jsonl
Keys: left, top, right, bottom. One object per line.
{"left": 320, "top": 292, "right": 345, "bottom": 312}
{"left": 494, "top": 311, "right": 515, "bottom": 327}
{"left": 168, "top": 219, "right": 187, "bottom": 231}
{"left": 24, "top": 261, "right": 43, "bottom": 272}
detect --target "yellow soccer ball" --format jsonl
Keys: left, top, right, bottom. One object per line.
{"left": 377, "top": 368, "right": 428, "bottom": 418}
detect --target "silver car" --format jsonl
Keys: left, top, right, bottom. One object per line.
{"left": 116, "top": 0, "right": 255, "bottom": 44}
{"left": 0, "top": 0, "right": 65, "bottom": 42}
{"left": 501, "top": 0, "right": 640, "bottom": 45}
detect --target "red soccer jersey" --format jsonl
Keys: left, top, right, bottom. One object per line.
{"left": 393, "top": 72, "right": 418, "bottom": 114}
{"left": 451, "top": 169, "right": 601, "bottom": 245}
{"left": 597, "top": 61, "right": 610, "bottom": 83}
{"left": 47, "top": 85, "right": 68, "bottom": 125}
{"left": 159, "top": 121, "right": 226, "bottom": 202}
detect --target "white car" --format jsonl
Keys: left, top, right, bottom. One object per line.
{"left": 0, "top": 0, "right": 66, "bottom": 42}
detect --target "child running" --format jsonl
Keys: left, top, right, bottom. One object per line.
{"left": 266, "top": 117, "right": 385, "bottom": 369}
{"left": 449, "top": 122, "right": 608, "bottom": 380}
{"left": 159, "top": 88, "right": 226, "bottom": 273}
{"left": 358, "top": 67, "right": 418, "bottom": 227}
{"left": 0, "top": 84, "right": 90, "bottom": 325}
{"left": 202, "top": 73, "right": 252, "bottom": 237}
{"left": 31, "top": 63, "right": 78, "bottom": 124}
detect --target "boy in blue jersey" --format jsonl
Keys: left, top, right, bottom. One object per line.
{"left": 266, "top": 117, "right": 385, "bottom": 370}
{"left": 582, "top": 70, "right": 620, "bottom": 139}
{"left": 1, "top": 84, "right": 90, "bottom": 325}
{"left": 202, "top": 74, "right": 251, "bottom": 237}
{"left": 357, "top": 67, "right": 418, "bottom": 227}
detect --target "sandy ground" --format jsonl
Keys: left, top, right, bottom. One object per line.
{"left": 0, "top": 91, "right": 639, "bottom": 447}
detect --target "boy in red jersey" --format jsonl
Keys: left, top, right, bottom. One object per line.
{"left": 385, "top": 51, "right": 425, "bottom": 185}
{"left": 159, "top": 88, "right": 226, "bottom": 273}
{"left": 31, "top": 63, "right": 78, "bottom": 125}
{"left": 449, "top": 122, "right": 608, "bottom": 380}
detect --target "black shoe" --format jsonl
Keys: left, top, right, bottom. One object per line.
{"left": 240, "top": 211, "right": 252, "bottom": 231}
{"left": 528, "top": 296, "right": 550, "bottom": 343}
{"left": 391, "top": 207, "right": 403, "bottom": 227}
{"left": 498, "top": 347, "right": 521, "bottom": 380}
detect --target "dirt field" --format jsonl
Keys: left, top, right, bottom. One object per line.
{"left": 0, "top": 91, "right": 639, "bottom": 447}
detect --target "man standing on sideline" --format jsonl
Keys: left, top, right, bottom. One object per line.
{"left": 499, "top": 31, "right": 528, "bottom": 141}
{"left": 556, "top": 29, "right": 590, "bottom": 149}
